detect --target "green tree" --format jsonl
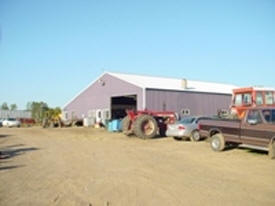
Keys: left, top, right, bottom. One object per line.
{"left": 1, "top": 102, "right": 9, "bottom": 110}
{"left": 26, "top": 102, "right": 32, "bottom": 111}
{"left": 10, "top": 104, "right": 17, "bottom": 111}
{"left": 29, "top": 101, "right": 49, "bottom": 123}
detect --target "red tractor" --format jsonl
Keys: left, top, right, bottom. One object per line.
{"left": 122, "top": 110, "right": 177, "bottom": 139}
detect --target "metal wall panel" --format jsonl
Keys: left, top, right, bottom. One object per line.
{"left": 145, "top": 89, "right": 232, "bottom": 116}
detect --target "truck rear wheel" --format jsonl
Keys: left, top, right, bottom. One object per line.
{"left": 122, "top": 116, "right": 133, "bottom": 136}
{"left": 268, "top": 141, "right": 275, "bottom": 159}
{"left": 210, "top": 134, "right": 225, "bottom": 152}
{"left": 133, "top": 115, "right": 158, "bottom": 139}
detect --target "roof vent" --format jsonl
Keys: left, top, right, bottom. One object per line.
{"left": 181, "top": 79, "right": 188, "bottom": 89}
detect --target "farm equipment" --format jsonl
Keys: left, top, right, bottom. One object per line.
{"left": 231, "top": 87, "right": 275, "bottom": 119}
{"left": 42, "top": 108, "right": 62, "bottom": 128}
{"left": 122, "top": 110, "right": 177, "bottom": 139}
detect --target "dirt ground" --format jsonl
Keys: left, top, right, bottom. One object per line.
{"left": 0, "top": 127, "right": 274, "bottom": 206}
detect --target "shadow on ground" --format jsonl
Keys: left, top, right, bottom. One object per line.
{"left": 0, "top": 145, "right": 39, "bottom": 171}
{"left": 0, "top": 134, "right": 12, "bottom": 138}
{"left": 0, "top": 165, "right": 25, "bottom": 171}
{"left": 0, "top": 146, "right": 39, "bottom": 160}
{"left": 237, "top": 147, "right": 268, "bottom": 156}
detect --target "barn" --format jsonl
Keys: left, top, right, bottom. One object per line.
{"left": 62, "top": 72, "right": 237, "bottom": 121}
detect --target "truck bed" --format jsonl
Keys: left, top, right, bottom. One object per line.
{"left": 199, "top": 118, "right": 242, "bottom": 143}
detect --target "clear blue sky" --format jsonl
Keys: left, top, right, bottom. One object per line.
{"left": 0, "top": 0, "right": 274, "bottom": 109}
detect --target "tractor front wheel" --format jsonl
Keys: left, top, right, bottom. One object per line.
{"left": 133, "top": 115, "right": 158, "bottom": 139}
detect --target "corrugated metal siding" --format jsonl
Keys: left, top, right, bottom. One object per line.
{"left": 145, "top": 89, "right": 232, "bottom": 116}
{"left": 0, "top": 110, "right": 31, "bottom": 119}
{"left": 64, "top": 73, "right": 143, "bottom": 119}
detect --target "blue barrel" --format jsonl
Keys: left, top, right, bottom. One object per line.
{"left": 112, "top": 120, "right": 119, "bottom": 132}
{"left": 107, "top": 121, "right": 113, "bottom": 132}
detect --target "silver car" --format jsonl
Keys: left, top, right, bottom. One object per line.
{"left": 166, "top": 116, "right": 210, "bottom": 141}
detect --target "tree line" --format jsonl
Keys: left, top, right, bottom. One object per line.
{"left": 1, "top": 102, "right": 17, "bottom": 111}
{"left": 26, "top": 102, "right": 61, "bottom": 124}
{"left": 1, "top": 101, "right": 61, "bottom": 124}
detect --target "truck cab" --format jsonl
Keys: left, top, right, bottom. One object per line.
{"left": 241, "top": 108, "right": 275, "bottom": 148}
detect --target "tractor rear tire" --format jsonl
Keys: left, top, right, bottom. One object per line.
{"left": 122, "top": 116, "right": 133, "bottom": 136}
{"left": 133, "top": 115, "right": 158, "bottom": 139}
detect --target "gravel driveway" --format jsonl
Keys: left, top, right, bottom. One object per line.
{"left": 0, "top": 127, "right": 274, "bottom": 206}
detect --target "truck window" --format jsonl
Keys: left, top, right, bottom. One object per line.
{"left": 247, "top": 110, "right": 262, "bottom": 124}
{"left": 256, "top": 92, "right": 263, "bottom": 105}
{"left": 262, "top": 109, "right": 275, "bottom": 123}
{"left": 272, "top": 110, "right": 275, "bottom": 123}
{"left": 265, "top": 92, "right": 274, "bottom": 105}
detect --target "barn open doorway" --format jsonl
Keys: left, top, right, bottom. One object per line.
{"left": 111, "top": 95, "right": 137, "bottom": 119}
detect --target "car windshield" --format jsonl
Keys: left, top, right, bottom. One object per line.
{"left": 8, "top": 118, "right": 16, "bottom": 121}
{"left": 180, "top": 117, "right": 195, "bottom": 124}
{"left": 262, "top": 109, "right": 275, "bottom": 123}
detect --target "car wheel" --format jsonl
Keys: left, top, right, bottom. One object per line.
{"left": 190, "top": 130, "right": 200, "bottom": 142}
{"left": 210, "top": 133, "right": 225, "bottom": 152}
{"left": 268, "top": 141, "right": 275, "bottom": 159}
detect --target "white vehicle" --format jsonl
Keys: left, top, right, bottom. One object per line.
{"left": 2, "top": 118, "right": 21, "bottom": 128}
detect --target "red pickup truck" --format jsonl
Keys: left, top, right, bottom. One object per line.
{"left": 199, "top": 107, "right": 275, "bottom": 159}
